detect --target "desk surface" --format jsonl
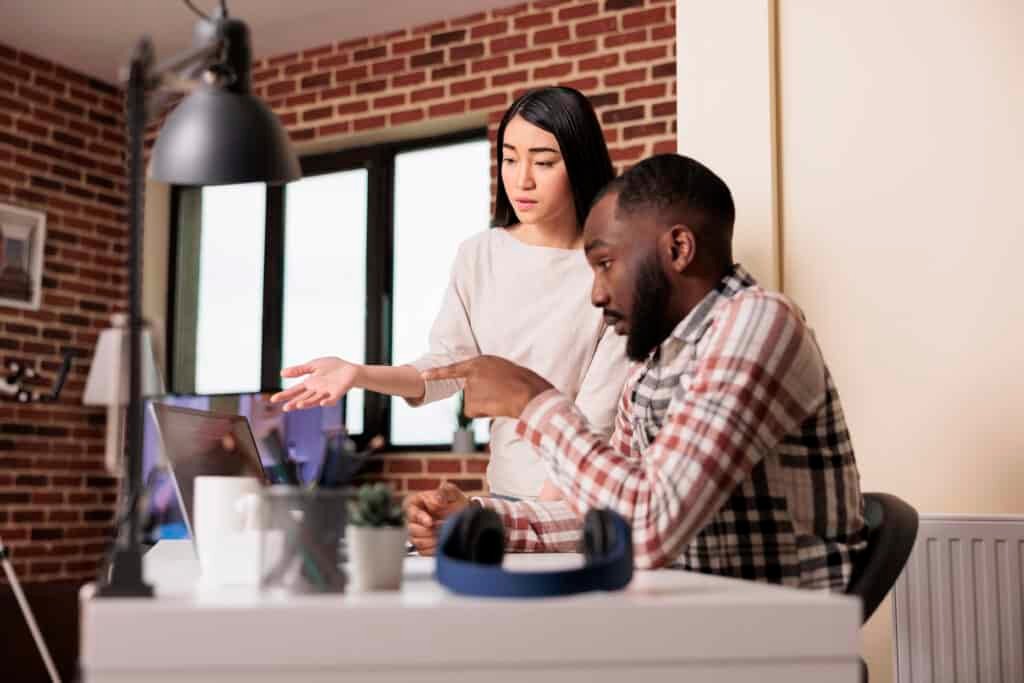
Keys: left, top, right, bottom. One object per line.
{"left": 80, "top": 540, "right": 861, "bottom": 682}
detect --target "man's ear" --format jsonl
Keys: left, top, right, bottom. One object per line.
{"left": 662, "top": 225, "right": 696, "bottom": 274}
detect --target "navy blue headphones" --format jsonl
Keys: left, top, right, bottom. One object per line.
{"left": 435, "top": 503, "right": 634, "bottom": 598}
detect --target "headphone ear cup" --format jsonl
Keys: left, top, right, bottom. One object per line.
{"left": 581, "top": 508, "right": 617, "bottom": 563}
{"left": 452, "top": 504, "right": 505, "bottom": 565}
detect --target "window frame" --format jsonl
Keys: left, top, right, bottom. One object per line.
{"left": 168, "top": 127, "right": 488, "bottom": 451}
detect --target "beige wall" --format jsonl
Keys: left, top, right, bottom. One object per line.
{"left": 678, "top": 1, "right": 1024, "bottom": 681}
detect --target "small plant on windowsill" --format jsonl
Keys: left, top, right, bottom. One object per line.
{"left": 346, "top": 483, "right": 406, "bottom": 591}
{"left": 452, "top": 391, "right": 476, "bottom": 453}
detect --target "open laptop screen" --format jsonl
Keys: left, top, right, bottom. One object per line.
{"left": 149, "top": 403, "right": 268, "bottom": 541}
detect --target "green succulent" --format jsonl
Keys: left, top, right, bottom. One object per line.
{"left": 348, "top": 483, "right": 404, "bottom": 528}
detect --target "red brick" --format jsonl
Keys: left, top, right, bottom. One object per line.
{"left": 337, "top": 100, "right": 369, "bottom": 116}
{"left": 652, "top": 61, "right": 675, "bottom": 79}
{"left": 491, "top": 35, "right": 528, "bottom": 55}
{"left": 318, "top": 121, "right": 350, "bottom": 137}
{"left": 652, "top": 25, "right": 675, "bottom": 41}
{"left": 354, "top": 45, "right": 387, "bottom": 62}
{"left": 534, "top": 26, "right": 571, "bottom": 46}
{"left": 286, "top": 93, "right": 317, "bottom": 107}
{"left": 652, "top": 100, "right": 676, "bottom": 117}
{"left": 625, "top": 83, "right": 667, "bottom": 102}
{"left": 302, "top": 105, "right": 333, "bottom": 122}
{"left": 472, "top": 55, "right": 510, "bottom": 74}
{"left": 577, "top": 17, "right": 618, "bottom": 38}
{"left": 465, "top": 460, "right": 488, "bottom": 474}
{"left": 391, "top": 109, "right": 425, "bottom": 126}
{"left": 451, "top": 77, "right": 486, "bottom": 96}
{"left": 373, "top": 58, "right": 406, "bottom": 76}
{"left": 302, "top": 44, "right": 334, "bottom": 59}
{"left": 652, "top": 139, "right": 677, "bottom": 155}
{"left": 335, "top": 65, "right": 368, "bottom": 83}
{"left": 406, "top": 478, "right": 442, "bottom": 491}
{"left": 353, "top": 115, "right": 386, "bottom": 131}
{"left": 448, "top": 478, "right": 485, "bottom": 493}
{"left": 515, "top": 12, "right": 553, "bottom": 30}
{"left": 624, "top": 121, "right": 667, "bottom": 139}
{"left": 411, "top": 86, "right": 444, "bottom": 103}
{"left": 560, "top": 2, "right": 599, "bottom": 21}
{"left": 321, "top": 85, "right": 353, "bottom": 100}
{"left": 514, "top": 48, "right": 552, "bottom": 65}
{"left": 374, "top": 93, "right": 406, "bottom": 108}
{"left": 611, "top": 145, "right": 645, "bottom": 162}
{"left": 267, "top": 81, "right": 296, "bottom": 97}
{"left": 355, "top": 79, "right": 387, "bottom": 95}
{"left": 606, "top": 0, "right": 643, "bottom": 9}
{"left": 268, "top": 51, "right": 298, "bottom": 66}
{"left": 471, "top": 20, "right": 508, "bottom": 40}
{"left": 492, "top": 70, "right": 528, "bottom": 87}
{"left": 392, "top": 72, "right": 426, "bottom": 88}
{"left": 534, "top": 63, "right": 573, "bottom": 79}
{"left": 623, "top": 7, "right": 667, "bottom": 30}
{"left": 626, "top": 45, "right": 669, "bottom": 63}
{"left": 290, "top": 127, "right": 315, "bottom": 142}
{"left": 605, "top": 68, "right": 646, "bottom": 86}
{"left": 602, "top": 105, "right": 644, "bottom": 124}
{"left": 426, "top": 459, "right": 462, "bottom": 474}
{"left": 431, "top": 29, "right": 467, "bottom": 48}
{"left": 432, "top": 64, "right": 467, "bottom": 80}
{"left": 317, "top": 53, "right": 350, "bottom": 69}
{"left": 301, "top": 72, "right": 331, "bottom": 89}
{"left": 284, "top": 61, "right": 314, "bottom": 76}
{"left": 451, "top": 43, "right": 485, "bottom": 62}
{"left": 338, "top": 37, "right": 371, "bottom": 51}
{"left": 429, "top": 100, "right": 467, "bottom": 117}
{"left": 470, "top": 93, "right": 508, "bottom": 111}
{"left": 580, "top": 54, "right": 619, "bottom": 72}
{"left": 385, "top": 458, "right": 421, "bottom": 475}
{"left": 393, "top": 37, "right": 426, "bottom": 55}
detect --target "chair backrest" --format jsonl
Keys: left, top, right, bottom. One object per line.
{"left": 845, "top": 492, "right": 919, "bottom": 623}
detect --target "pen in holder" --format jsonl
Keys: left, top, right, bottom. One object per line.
{"left": 259, "top": 486, "right": 350, "bottom": 594}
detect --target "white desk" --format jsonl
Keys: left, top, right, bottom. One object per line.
{"left": 80, "top": 540, "right": 861, "bottom": 682}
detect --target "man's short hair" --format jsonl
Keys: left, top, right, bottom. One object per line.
{"left": 596, "top": 154, "right": 736, "bottom": 268}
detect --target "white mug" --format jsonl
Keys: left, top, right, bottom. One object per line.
{"left": 193, "top": 475, "right": 262, "bottom": 586}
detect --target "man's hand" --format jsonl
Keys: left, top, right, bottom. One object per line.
{"left": 421, "top": 355, "right": 554, "bottom": 419}
{"left": 404, "top": 482, "right": 469, "bottom": 555}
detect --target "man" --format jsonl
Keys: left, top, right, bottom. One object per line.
{"left": 407, "top": 154, "right": 865, "bottom": 590}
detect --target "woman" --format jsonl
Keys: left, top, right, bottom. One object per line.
{"left": 271, "top": 87, "right": 628, "bottom": 500}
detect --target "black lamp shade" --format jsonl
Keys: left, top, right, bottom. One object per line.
{"left": 150, "top": 84, "right": 300, "bottom": 186}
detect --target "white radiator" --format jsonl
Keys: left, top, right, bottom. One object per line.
{"left": 893, "top": 514, "right": 1024, "bottom": 683}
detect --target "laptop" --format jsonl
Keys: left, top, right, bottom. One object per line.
{"left": 149, "top": 402, "right": 271, "bottom": 544}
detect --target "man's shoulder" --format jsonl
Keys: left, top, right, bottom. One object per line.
{"left": 719, "top": 286, "right": 809, "bottom": 332}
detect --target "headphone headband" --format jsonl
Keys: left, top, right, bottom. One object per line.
{"left": 435, "top": 506, "right": 633, "bottom": 598}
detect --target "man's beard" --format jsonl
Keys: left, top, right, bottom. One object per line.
{"left": 625, "top": 253, "right": 672, "bottom": 362}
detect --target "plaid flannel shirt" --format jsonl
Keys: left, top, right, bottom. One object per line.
{"left": 479, "top": 265, "right": 866, "bottom": 590}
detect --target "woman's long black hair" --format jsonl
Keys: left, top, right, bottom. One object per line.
{"left": 492, "top": 87, "right": 614, "bottom": 230}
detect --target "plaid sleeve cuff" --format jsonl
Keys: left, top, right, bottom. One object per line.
{"left": 475, "top": 495, "right": 582, "bottom": 553}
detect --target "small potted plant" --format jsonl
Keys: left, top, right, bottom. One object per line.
{"left": 346, "top": 483, "right": 406, "bottom": 591}
{"left": 452, "top": 391, "right": 476, "bottom": 453}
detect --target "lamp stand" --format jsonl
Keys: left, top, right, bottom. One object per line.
{"left": 95, "top": 39, "right": 154, "bottom": 598}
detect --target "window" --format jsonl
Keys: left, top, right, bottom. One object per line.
{"left": 169, "top": 129, "right": 488, "bottom": 448}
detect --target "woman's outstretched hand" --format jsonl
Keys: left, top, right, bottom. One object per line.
{"left": 270, "top": 357, "right": 360, "bottom": 412}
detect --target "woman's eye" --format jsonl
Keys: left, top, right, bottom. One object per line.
{"left": 536, "top": 161, "right": 555, "bottom": 167}
{"left": 599, "top": 259, "right": 613, "bottom": 271}
{"left": 503, "top": 158, "right": 516, "bottom": 165}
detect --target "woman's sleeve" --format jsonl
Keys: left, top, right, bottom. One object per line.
{"left": 572, "top": 326, "right": 630, "bottom": 438}
{"left": 402, "top": 243, "right": 481, "bottom": 406}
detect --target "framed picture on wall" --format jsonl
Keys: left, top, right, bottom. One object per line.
{"left": 0, "top": 202, "right": 46, "bottom": 311}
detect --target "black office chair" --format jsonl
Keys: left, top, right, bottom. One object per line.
{"left": 845, "top": 492, "right": 919, "bottom": 682}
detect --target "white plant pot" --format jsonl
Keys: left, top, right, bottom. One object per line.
{"left": 452, "top": 428, "right": 475, "bottom": 453}
{"left": 346, "top": 525, "right": 406, "bottom": 592}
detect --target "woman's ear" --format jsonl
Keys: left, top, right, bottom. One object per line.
{"left": 663, "top": 225, "right": 696, "bottom": 274}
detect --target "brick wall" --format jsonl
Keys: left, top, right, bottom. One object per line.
{"left": 252, "top": 0, "right": 676, "bottom": 178}
{"left": 0, "top": 44, "right": 127, "bottom": 582}
{"left": 352, "top": 451, "right": 491, "bottom": 498}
